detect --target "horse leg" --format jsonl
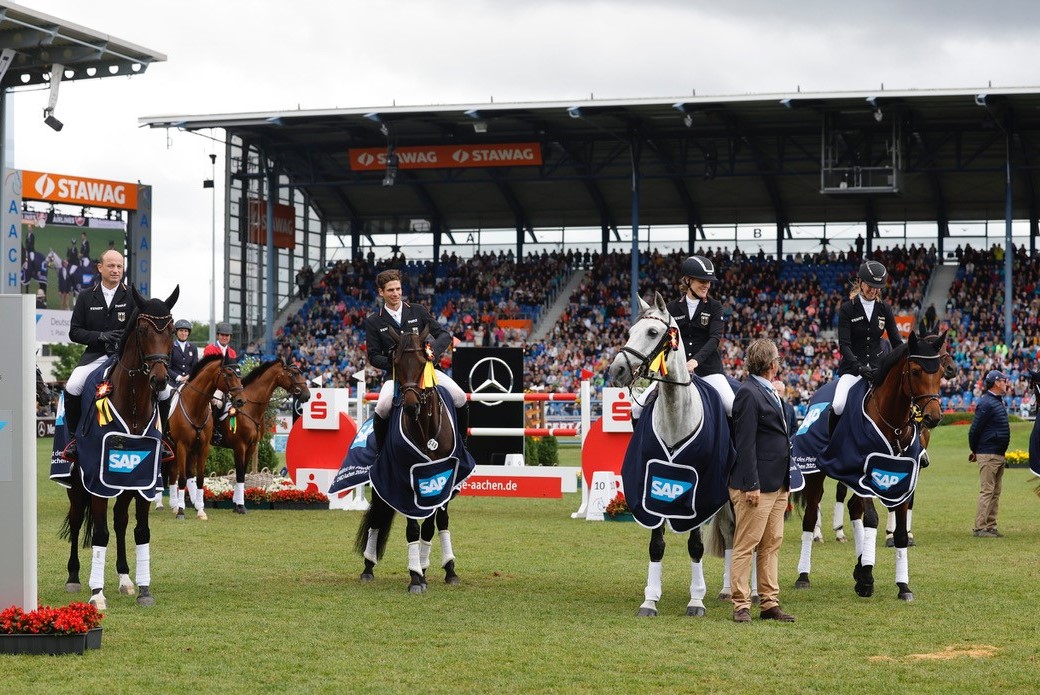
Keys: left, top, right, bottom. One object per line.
{"left": 795, "top": 473, "right": 823, "bottom": 589}
{"left": 174, "top": 450, "right": 187, "bottom": 519}
{"left": 891, "top": 502, "right": 913, "bottom": 601}
{"left": 436, "top": 505, "right": 459, "bottom": 585}
{"left": 638, "top": 527, "right": 666, "bottom": 617}
{"left": 813, "top": 505, "right": 824, "bottom": 543}
{"left": 406, "top": 518, "right": 426, "bottom": 594}
{"left": 63, "top": 483, "right": 86, "bottom": 592}
{"left": 193, "top": 456, "right": 208, "bottom": 521}
{"left": 885, "top": 505, "right": 896, "bottom": 547}
{"left": 906, "top": 492, "right": 915, "bottom": 546}
{"left": 87, "top": 496, "right": 111, "bottom": 610}
{"left": 113, "top": 492, "right": 136, "bottom": 597}
{"left": 833, "top": 482, "right": 848, "bottom": 542}
{"left": 231, "top": 443, "right": 250, "bottom": 514}
{"left": 686, "top": 528, "right": 707, "bottom": 617}
{"left": 356, "top": 494, "right": 394, "bottom": 582}
{"left": 133, "top": 494, "right": 156, "bottom": 606}
{"left": 418, "top": 515, "right": 434, "bottom": 588}
{"left": 851, "top": 497, "right": 877, "bottom": 598}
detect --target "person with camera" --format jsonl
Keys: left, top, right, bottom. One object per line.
{"left": 830, "top": 260, "right": 904, "bottom": 425}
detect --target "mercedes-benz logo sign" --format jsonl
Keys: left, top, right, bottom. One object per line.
{"left": 468, "top": 357, "right": 514, "bottom": 406}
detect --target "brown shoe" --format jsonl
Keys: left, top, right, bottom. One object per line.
{"left": 760, "top": 605, "right": 796, "bottom": 622}
{"left": 732, "top": 608, "right": 751, "bottom": 623}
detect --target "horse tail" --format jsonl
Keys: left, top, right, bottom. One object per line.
{"left": 791, "top": 489, "right": 807, "bottom": 510}
{"left": 354, "top": 493, "right": 395, "bottom": 560}
{"left": 81, "top": 509, "right": 95, "bottom": 549}
{"left": 58, "top": 511, "right": 72, "bottom": 541}
{"left": 705, "top": 503, "right": 735, "bottom": 559}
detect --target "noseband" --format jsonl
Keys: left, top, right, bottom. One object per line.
{"left": 616, "top": 313, "right": 690, "bottom": 387}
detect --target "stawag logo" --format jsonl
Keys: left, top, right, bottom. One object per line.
{"left": 108, "top": 450, "right": 151, "bottom": 472}
{"left": 870, "top": 469, "right": 907, "bottom": 490}
{"left": 418, "top": 471, "right": 451, "bottom": 497}
{"left": 34, "top": 173, "right": 56, "bottom": 198}
{"left": 649, "top": 476, "right": 692, "bottom": 502}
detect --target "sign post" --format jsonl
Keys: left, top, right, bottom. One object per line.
{"left": 0, "top": 294, "right": 37, "bottom": 609}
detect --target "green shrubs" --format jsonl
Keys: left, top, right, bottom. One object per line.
{"left": 523, "top": 436, "right": 559, "bottom": 466}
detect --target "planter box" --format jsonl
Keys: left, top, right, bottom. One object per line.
{"left": 85, "top": 628, "right": 103, "bottom": 650}
{"left": 207, "top": 499, "right": 271, "bottom": 510}
{"left": 0, "top": 632, "right": 87, "bottom": 655}
{"left": 270, "top": 502, "right": 327, "bottom": 510}
{"left": 605, "top": 512, "right": 635, "bottom": 522}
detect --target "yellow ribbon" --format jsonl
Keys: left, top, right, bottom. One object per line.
{"left": 419, "top": 360, "right": 438, "bottom": 389}
{"left": 96, "top": 397, "right": 113, "bottom": 426}
{"left": 649, "top": 351, "right": 668, "bottom": 376}
{"left": 228, "top": 407, "right": 238, "bottom": 434}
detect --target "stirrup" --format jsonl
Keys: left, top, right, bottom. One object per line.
{"left": 60, "top": 438, "right": 79, "bottom": 463}
{"left": 160, "top": 439, "right": 175, "bottom": 463}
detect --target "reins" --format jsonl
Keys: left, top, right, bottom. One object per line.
{"left": 868, "top": 349, "right": 945, "bottom": 453}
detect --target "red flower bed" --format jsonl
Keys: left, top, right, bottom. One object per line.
{"left": 0, "top": 602, "right": 103, "bottom": 635}
{"left": 269, "top": 488, "right": 329, "bottom": 504}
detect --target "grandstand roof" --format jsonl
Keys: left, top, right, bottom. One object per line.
{"left": 140, "top": 87, "right": 1040, "bottom": 240}
{"left": 0, "top": 2, "right": 166, "bottom": 89}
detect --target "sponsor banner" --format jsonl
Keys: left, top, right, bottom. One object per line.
{"left": 89, "top": 218, "right": 126, "bottom": 230}
{"left": 23, "top": 170, "right": 139, "bottom": 210}
{"left": 35, "top": 309, "right": 72, "bottom": 344}
{"left": 246, "top": 199, "right": 296, "bottom": 249}
{"left": 302, "top": 388, "right": 345, "bottom": 430}
{"left": 37, "top": 417, "right": 57, "bottom": 439}
{"left": 2, "top": 168, "right": 23, "bottom": 293}
{"left": 50, "top": 213, "right": 87, "bottom": 227}
{"left": 894, "top": 314, "right": 914, "bottom": 339}
{"left": 458, "top": 475, "right": 562, "bottom": 498}
{"left": 349, "top": 143, "right": 543, "bottom": 171}
{"left": 601, "top": 388, "right": 634, "bottom": 433}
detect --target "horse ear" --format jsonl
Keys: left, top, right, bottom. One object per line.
{"left": 130, "top": 284, "right": 144, "bottom": 308}
{"left": 936, "top": 328, "right": 948, "bottom": 347}
{"left": 164, "top": 285, "right": 180, "bottom": 311}
{"left": 653, "top": 291, "right": 668, "bottom": 313}
{"left": 907, "top": 330, "right": 919, "bottom": 351}
{"left": 638, "top": 295, "right": 651, "bottom": 313}
{"left": 386, "top": 325, "right": 401, "bottom": 344}
{"left": 419, "top": 325, "right": 430, "bottom": 342}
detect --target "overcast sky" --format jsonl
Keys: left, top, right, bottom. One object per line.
{"left": 10, "top": 0, "right": 1040, "bottom": 321}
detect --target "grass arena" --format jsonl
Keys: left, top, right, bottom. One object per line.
{"left": 10, "top": 423, "right": 1040, "bottom": 693}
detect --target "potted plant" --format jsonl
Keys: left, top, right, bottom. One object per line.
{"left": 0, "top": 602, "right": 103, "bottom": 655}
{"left": 605, "top": 491, "right": 634, "bottom": 521}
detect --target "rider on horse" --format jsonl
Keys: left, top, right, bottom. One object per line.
{"left": 204, "top": 321, "right": 239, "bottom": 447}
{"left": 363, "top": 268, "right": 469, "bottom": 450}
{"left": 830, "top": 260, "right": 903, "bottom": 429}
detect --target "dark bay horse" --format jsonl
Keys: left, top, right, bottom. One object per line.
{"left": 59, "top": 286, "right": 178, "bottom": 609}
{"left": 793, "top": 330, "right": 948, "bottom": 602}
{"left": 211, "top": 358, "right": 310, "bottom": 514}
{"left": 607, "top": 292, "right": 733, "bottom": 617}
{"left": 165, "top": 354, "right": 244, "bottom": 519}
{"left": 354, "top": 327, "right": 471, "bottom": 594}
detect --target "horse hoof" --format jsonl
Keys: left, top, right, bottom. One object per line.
{"left": 685, "top": 605, "right": 706, "bottom": 617}
{"left": 885, "top": 536, "right": 895, "bottom": 548}
{"left": 176, "top": 510, "right": 185, "bottom": 520}
{"left": 855, "top": 582, "right": 874, "bottom": 598}
{"left": 65, "top": 582, "right": 81, "bottom": 593}
{"left": 119, "top": 582, "right": 136, "bottom": 596}
{"left": 717, "top": 591, "right": 732, "bottom": 601}
{"left": 636, "top": 607, "right": 658, "bottom": 617}
{"left": 408, "top": 583, "right": 427, "bottom": 594}
{"left": 137, "top": 594, "right": 156, "bottom": 607}
{"left": 751, "top": 595, "right": 760, "bottom": 605}
{"left": 89, "top": 594, "right": 107, "bottom": 611}
{"left": 360, "top": 572, "right": 374, "bottom": 582}
{"left": 898, "top": 590, "right": 914, "bottom": 602}
{"left": 197, "top": 510, "right": 208, "bottom": 521}
{"left": 794, "top": 579, "right": 811, "bottom": 590}
{"left": 908, "top": 535, "right": 916, "bottom": 547}
{"left": 445, "top": 575, "right": 461, "bottom": 586}
{"left": 835, "top": 535, "right": 847, "bottom": 543}
{"left": 233, "top": 504, "right": 247, "bottom": 515}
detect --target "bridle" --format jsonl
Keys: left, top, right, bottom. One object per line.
{"left": 616, "top": 312, "right": 691, "bottom": 391}
{"left": 394, "top": 342, "right": 447, "bottom": 452}
{"left": 870, "top": 349, "right": 945, "bottom": 452}
{"left": 178, "top": 364, "right": 244, "bottom": 434}
{"left": 116, "top": 312, "right": 173, "bottom": 433}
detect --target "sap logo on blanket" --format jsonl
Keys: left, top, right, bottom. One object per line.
{"left": 871, "top": 469, "right": 907, "bottom": 490}
{"left": 351, "top": 419, "right": 374, "bottom": 449}
{"left": 649, "top": 476, "right": 692, "bottom": 502}
{"left": 108, "top": 450, "right": 151, "bottom": 472}
{"left": 418, "top": 471, "right": 452, "bottom": 497}
{"left": 797, "top": 402, "right": 829, "bottom": 436}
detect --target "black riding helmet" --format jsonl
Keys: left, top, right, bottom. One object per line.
{"left": 859, "top": 260, "right": 888, "bottom": 289}
{"left": 174, "top": 319, "right": 192, "bottom": 331}
{"left": 681, "top": 255, "right": 718, "bottom": 282}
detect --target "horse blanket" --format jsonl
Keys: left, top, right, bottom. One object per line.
{"left": 328, "top": 417, "right": 376, "bottom": 494}
{"left": 621, "top": 376, "right": 735, "bottom": 533}
{"left": 791, "top": 380, "right": 836, "bottom": 475}
{"left": 1029, "top": 414, "right": 1040, "bottom": 477}
{"left": 50, "top": 360, "right": 162, "bottom": 501}
{"left": 795, "top": 379, "right": 924, "bottom": 507}
{"left": 367, "top": 386, "right": 476, "bottom": 519}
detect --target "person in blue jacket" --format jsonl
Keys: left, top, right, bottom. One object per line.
{"left": 968, "top": 369, "right": 1011, "bottom": 538}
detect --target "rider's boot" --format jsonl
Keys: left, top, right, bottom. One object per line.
{"left": 373, "top": 414, "right": 389, "bottom": 454}
{"left": 210, "top": 405, "right": 225, "bottom": 448}
{"left": 828, "top": 406, "right": 841, "bottom": 436}
{"left": 456, "top": 403, "right": 470, "bottom": 446}
{"left": 60, "top": 389, "right": 82, "bottom": 462}
{"left": 157, "top": 397, "right": 175, "bottom": 462}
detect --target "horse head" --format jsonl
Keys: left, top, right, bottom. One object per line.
{"left": 123, "top": 285, "right": 179, "bottom": 395}
{"left": 923, "top": 331, "right": 958, "bottom": 380}
{"left": 276, "top": 359, "right": 311, "bottom": 405}
{"left": 903, "top": 329, "right": 946, "bottom": 430}
{"left": 391, "top": 326, "right": 433, "bottom": 418}
{"left": 608, "top": 291, "right": 681, "bottom": 388}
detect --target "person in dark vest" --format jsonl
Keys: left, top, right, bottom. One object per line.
{"left": 169, "top": 319, "right": 199, "bottom": 385}
{"left": 632, "top": 254, "right": 734, "bottom": 420}
{"left": 969, "top": 370, "right": 1011, "bottom": 538}
{"left": 363, "top": 268, "right": 468, "bottom": 449}
{"left": 830, "top": 260, "right": 904, "bottom": 427}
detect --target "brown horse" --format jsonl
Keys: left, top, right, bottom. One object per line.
{"left": 794, "top": 330, "right": 949, "bottom": 602}
{"left": 210, "top": 358, "right": 310, "bottom": 514}
{"left": 355, "top": 327, "right": 469, "bottom": 594}
{"left": 165, "top": 354, "right": 245, "bottom": 520}
{"left": 59, "top": 286, "right": 178, "bottom": 609}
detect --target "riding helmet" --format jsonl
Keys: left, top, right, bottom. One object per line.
{"left": 174, "top": 319, "right": 192, "bottom": 331}
{"left": 859, "top": 260, "right": 888, "bottom": 289}
{"left": 681, "top": 255, "right": 718, "bottom": 282}
{"left": 216, "top": 321, "right": 233, "bottom": 335}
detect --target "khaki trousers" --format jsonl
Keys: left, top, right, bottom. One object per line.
{"left": 729, "top": 487, "right": 789, "bottom": 612}
{"left": 974, "top": 453, "right": 1005, "bottom": 531}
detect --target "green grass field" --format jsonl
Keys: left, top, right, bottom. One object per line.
{"left": 8, "top": 424, "right": 1040, "bottom": 694}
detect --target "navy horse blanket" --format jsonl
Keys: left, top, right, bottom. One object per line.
{"left": 328, "top": 417, "right": 377, "bottom": 494}
{"left": 366, "top": 386, "right": 476, "bottom": 519}
{"left": 793, "top": 379, "right": 923, "bottom": 507}
{"left": 621, "top": 377, "right": 735, "bottom": 533}
{"left": 1030, "top": 414, "right": 1040, "bottom": 477}
{"left": 50, "top": 360, "right": 162, "bottom": 501}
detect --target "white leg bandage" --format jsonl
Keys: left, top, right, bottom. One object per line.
{"left": 894, "top": 547, "right": 909, "bottom": 584}
{"left": 439, "top": 529, "right": 455, "bottom": 566}
{"left": 407, "top": 541, "right": 422, "bottom": 575}
{"left": 886, "top": 509, "right": 896, "bottom": 533}
{"left": 644, "top": 561, "right": 663, "bottom": 602}
{"left": 861, "top": 527, "right": 878, "bottom": 567}
{"left": 813, "top": 506, "right": 823, "bottom": 540}
{"left": 135, "top": 543, "right": 151, "bottom": 587}
{"left": 233, "top": 482, "right": 245, "bottom": 506}
{"left": 419, "top": 541, "right": 432, "bottom": 571}
{"left": 722, "top": 549, "right": 733, "bottom": 591}
{"left": 906, "top": 509, "right": 913, "bottom": 532}
{"left": 689, "top": 561, "right": 706, "bottom": 601}
{"left": 168, "top": 484, "right": 177, "bottom": 504}
{"left": 364, "top": 529, "right": 380, "bottom": 564}
{"left": 832, "top": 501, "right": 845, "bottom": 531}
{"left": 852, "top": 518, "right": 865, "bottom": 557}
{"left": 186, "top": 478, "right": 199, "bottom": 507}
{"left": 89, "top": 546, "right": 107, "bottom": 591}
{"left": 798, "top": 531, "right": 814, "bottom": 574}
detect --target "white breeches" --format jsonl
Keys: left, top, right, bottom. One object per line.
{"left": 701, "top": 372, "right": 735, "bottom": 416}
{"left": 832, "top": 373, "right": 862, "bottom": 416}
{"left": 374, "top": 370, "right": 466, "bottom": 419}
{"left": 66, "top": 356, "right": 108, "bottom": 396}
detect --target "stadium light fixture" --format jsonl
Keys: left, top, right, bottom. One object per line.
{"left": 43, "top": 63, "right": 65, "bottom": 131}
{"left": 567, "top": 106, "right": 583, "bottom": 119}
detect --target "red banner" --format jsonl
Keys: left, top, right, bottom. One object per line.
{"left": 247, "top": 199, "right": 296, "bottom": 249}
{"left": 349, "top": 143, "right": 542, "bottom": 171}
{"left": 894, "top": 314, "right": 915, "bottom": 339}
{"left": 457, "top": 475, "right": 562, "bottom": 498}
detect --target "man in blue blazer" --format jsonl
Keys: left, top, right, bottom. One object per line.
{"left": 729, "top": 339, "right": 794, "bottom": 623}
